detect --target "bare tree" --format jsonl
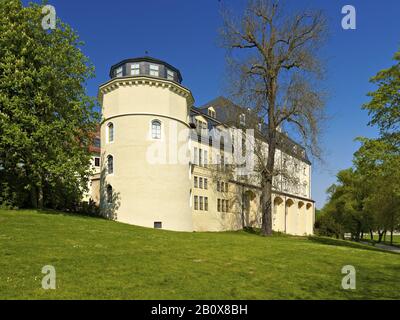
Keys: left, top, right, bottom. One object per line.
{"left": 220, "top": 0, "right": 327, "bottom": 235}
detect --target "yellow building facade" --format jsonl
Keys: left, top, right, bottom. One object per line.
{"left": 93, "top": 57, "right": 315, "bottom": 235}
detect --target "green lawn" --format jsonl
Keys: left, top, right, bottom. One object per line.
{"left": 382, "top": 235, "right": 400, "bottom": 247}
{"left": 0, "top": 209, "right": 399, "bottom": 300}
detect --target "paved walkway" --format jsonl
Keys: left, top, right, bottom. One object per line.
{"left": 360, "top": 241, "right": 400, "bottom": 253}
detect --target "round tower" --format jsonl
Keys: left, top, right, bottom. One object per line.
{"left": 98, "top": 57, "right": 194, "bottom": 231}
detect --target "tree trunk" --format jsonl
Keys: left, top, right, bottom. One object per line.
{"left": 378, "top": 230, "right": 384, "bottom": 243}
{"left": 370, "top": 229, "right": 374, "bottom": 241}
{"left": 261, "top": 178, "right": 273, "bottom": 236}
{"left": 261, "top": 128, "right": 276, "bottom": 236}
{"left": 390, "top": 229, "right": 393, "bottom": 246}
{"left": 31, "top": 186, "right": 38, "bottom": 209}
{"left": 37, "top": 185, "right": 44, "bottom": 209}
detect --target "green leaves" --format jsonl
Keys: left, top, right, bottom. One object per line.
{"left": 0, "top": 0, "right": 100, "bottom": 209}
{"left": 363, "top": 50, "right": 400, "bottom": 137}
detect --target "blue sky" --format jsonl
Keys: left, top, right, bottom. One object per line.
{"left": 24, "top": 0, "right": 400, "bottom": 208}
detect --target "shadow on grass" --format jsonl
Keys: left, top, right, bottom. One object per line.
{"left": 241, "top": 227, "right": 300, "bottom": 239}
{"left": 308, "top": 236, "right": 398, "bottom": 255}
{"left": 13, "top": 208, "right": 109, "bottom": 222}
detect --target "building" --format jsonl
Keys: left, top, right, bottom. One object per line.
{"left": 92, "top": 56, "right": 315, "bottom": 234}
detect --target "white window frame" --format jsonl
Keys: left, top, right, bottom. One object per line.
{"left": 151, "top": 120, "right": 162, "bottom": 140}
{"left": 116, "top": 67, "right": 123, "bottom": 77}
{"left": 107, "top": 155, "right": 114, "bottom": 175}
{"left": 107, "top": 184, "right": 113, "bottom": 204}
{"left": 240, "top": 114, "right": 246, "bottom": 126}
{"left": 167, "top": 69, "right": 174, "bottom": 80}
{"left": 149, "top": 64, "right": 159, "bottom": 77}
{"left": 107, "top": 123, "right": 114, "bottom": 143}
{"left": 131, "top": 63, "right": 140, "bottom": 76}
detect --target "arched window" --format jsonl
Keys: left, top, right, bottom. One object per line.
{"left": 151, "top": 120, "right": 161, "bottom": 139}
{"left": 107, "top": 185, "right": 113, "bottom": 204}
{"left": 107, "top": 123, "right": 114, "bottom": 143}
{"left": 107, "top": 155, "right": 114, "bottom": 174}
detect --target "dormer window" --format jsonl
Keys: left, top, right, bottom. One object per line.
{"left": 167, "top": 69, "right": 174, "bottom": 80}
{"left": 239, "top": 114, "right": 246, "bottom": 126}
{"left": 116, "top": 67, "right": 123, "bottom": 77}
{"left": 131, "top": 64, "right": 140, "bottom": 76}
{"left": 149, "top": 64, "right": 159, "bottom": 77}
{"left": 208, "top": 108, "right": 216, "bottom": 118}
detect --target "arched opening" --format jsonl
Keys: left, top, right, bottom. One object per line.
{"left": 285, "top": 199, "right": 296, "bottom": 235}
{"left": 106, "top": 185, "right": 113, "bottom": 204}
{"left": 151, "top": 120, "right": 161, "bottom": 139}
{"left": 298, "top": 201, "right": 306, "bottom": 235}
{"left": 107, "top": 155, "right": 114, "bottom": 175}
{"left": 107, "top": 122, "right": 114, "bottom": 143}
{"left": 306, "top": 203, "right": 314, "bottom": 235}
{"left": 273, "top": 197, "right": 285, "bottom": 232}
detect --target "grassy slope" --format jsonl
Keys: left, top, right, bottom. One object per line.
{"left": 0, "top": 209, "right": 399, "bottom": 300}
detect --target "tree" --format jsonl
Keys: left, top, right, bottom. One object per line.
{"left": 316, "top": 168, "right": 374, "bottom": 241}
{"left": 220, "top": 0, "right": 327, "bottom": 235}
{"left": 354, "top": 138, "right": 400, "bottom": 244}
{"left": 0, "top": 0, "right": 99, "bottom": 209}
{"left": 360, "top": 49, "right": 400, "bottom": 244}
{"left": 363, "top": 50, "right": 400, "bottom": 146}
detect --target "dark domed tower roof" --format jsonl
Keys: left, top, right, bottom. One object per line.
{"left": 109, "top": 56, "right": 183, "bottom": 83}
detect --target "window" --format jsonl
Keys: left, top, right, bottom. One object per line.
{"left": 116, "top": 67, "right": 123, "bottom": 77}
{"left": 194, "top": 196, "right": 199, "bottom": 210}
{"left": 199, "top": 196, "right": 204, "bottom": 210}
{"left": 199, "top": 149, "right": 203, "bottom": 166}
{"left": 94, "top": 157, "right": 100, "bottom": 167}
{"left": 217, "top": 181, "right": 220, "bottom": 192}
{"left": 194, "top": 148, "right": 198, "bottom": 165}
{"left": 149, "top": 64, "right": 159, "bottom": 77}
{"left": 131, "top": 63, "right": 140, "bottom": 76}
{"left": 154, "top": 222, "right": 162, "bottom": 229}
{"left": 107, "top": 185, "right": 113, "bottom": 204}
{"left": 107, "top": 155, "right": 114, "bottom": 174}
{"left": 225, "top": 200, "right": 229, "bottom": 212}
{"left": 204, "top": 197, "right": 208, "bottom": 211}
{"left": 220, "top": 182, "right": 224, "bottom": 192}
{"left": 221, "top": 199, "right": 225, "bottom": 212}
{"left": 194, "top": 176, "right": 198, "bottom": 188}
{"left": 94, "top": 138, "right": 101, "bottom": 148}
{"left": 208, "top": 108, "right": 216, "bottom": 118}
{"left": 107, "top": 123, "right": 114, "bottom": 143}
{"left": 217, "top": 199, "right": 221, "bottom": 212}
{"left": 225, "top": 182, "right": 228, "bottom": 193}
{"left": 204, "top": 150, "right": 208, "bottom": 167}
{"left": 167, "top": 69, "right": 174, "bottom": 80}
{"left": 151, "top": 120, "right": 161, "bottom": 139}
{"left": 199, "top": 177, "right": 203, "bottom": 189}
{"left": 204, "top": 178, "right": 208, "bottom": 190}
{"left": 239, "top": 113, "right": 246, "bottom": 126}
